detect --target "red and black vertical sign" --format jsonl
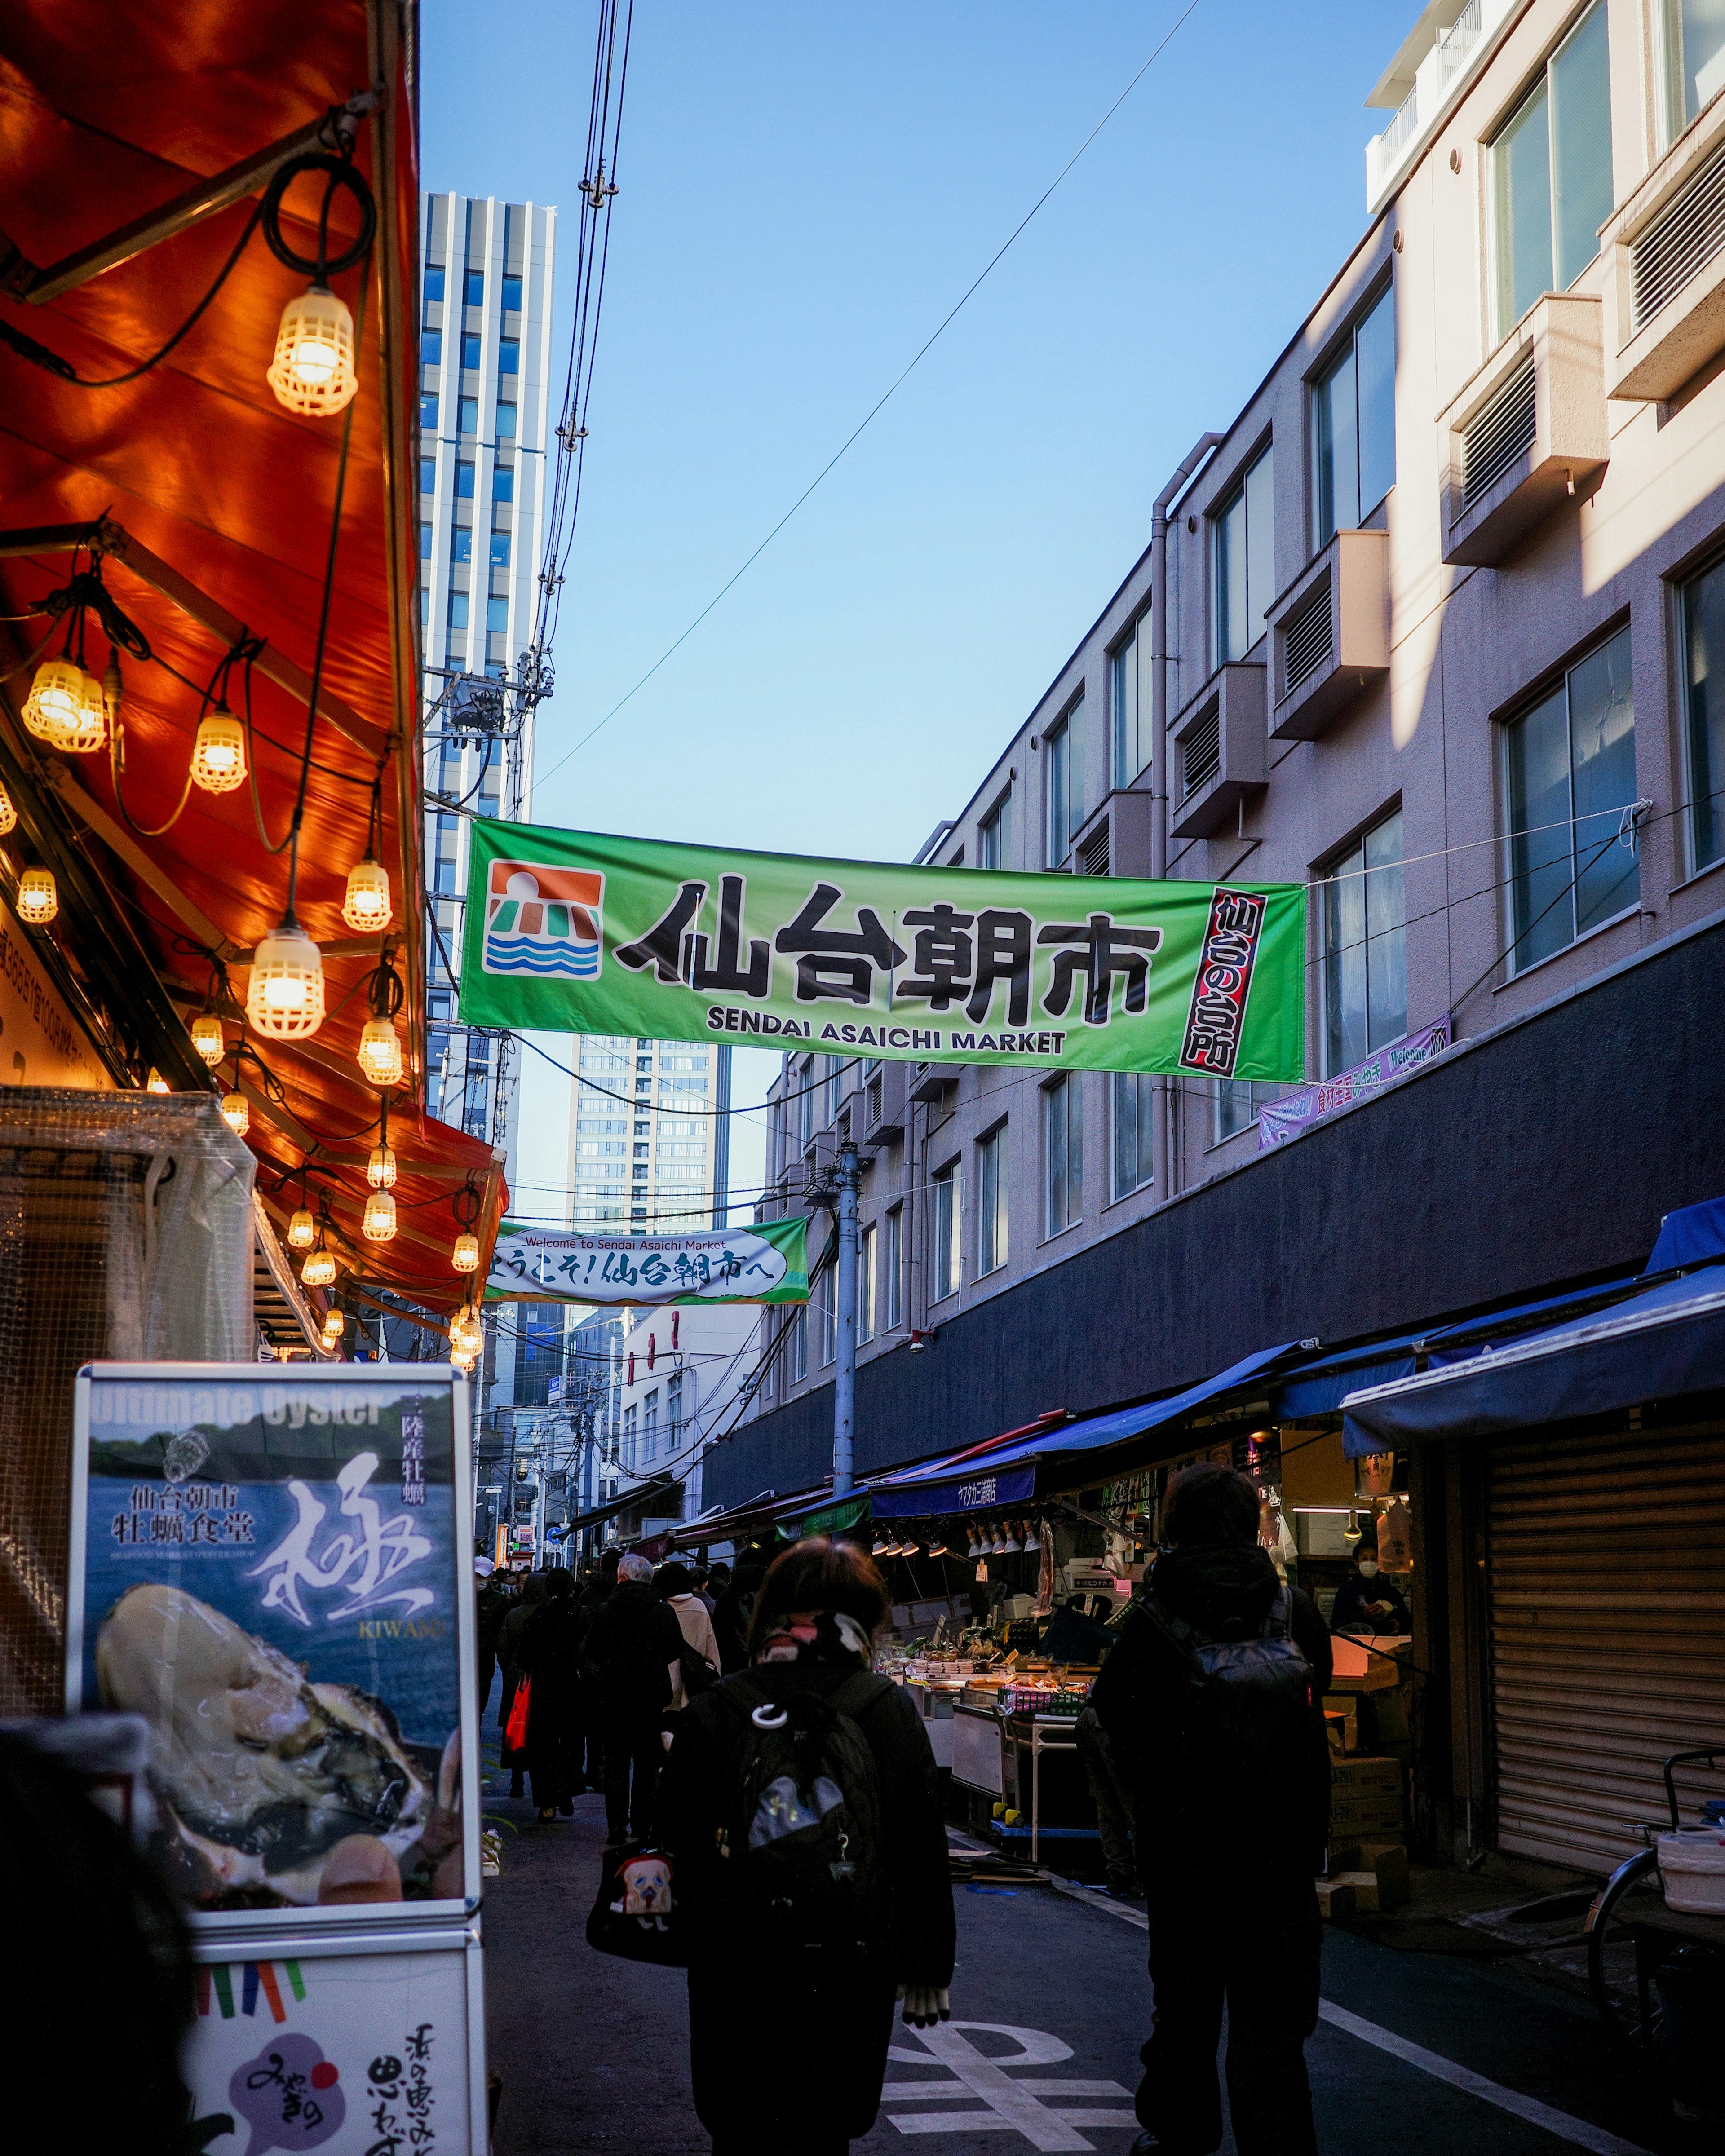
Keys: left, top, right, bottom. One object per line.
{"left": 1178, "top": 888, "right": 1269, "bottom": 1077}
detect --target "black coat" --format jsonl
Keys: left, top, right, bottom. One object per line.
{"left": 581, "top": 1580, "right": 684, "bottom": 1718}
{"left": 1091, "top": 1546, "right": 1333, "bottom": 1883}
{"left": 1330, "top": 1569, "right": 1411, "bottom": 1635}
{"left": 515, "top": 1601, "right": 587, "bottom": 1770}
{"left": 709, "top": 1576, "right": 758, "bottom": 1675}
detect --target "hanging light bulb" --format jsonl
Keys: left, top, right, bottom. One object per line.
{"left": 221, "top": 1089, "right": 249, "bottom": 1136}
{"left": 190, "top": 705, "right": 247, "bottom": 793}
{"left": 451, "top": 1342, "right": 479, "bottom": 1373}
{"left": 268, "top": 285, "right": 359, "bottom": 415}
{"left": 367, "top": 1141, "right": 398, "bottom": 1190}
{"left": 1022, "top": 1521, "right": 1043, "bottom": 1553}
{"left": 0, "top": 778, "right": 16, "bottom": 835}
{"left": 965, "top": 1529, "right": 981, "bottom": 1560}
{"left": 362, "top": 1188, "right": 397, "bottom": 1243}
{"left": 287, "top": 1206, "right": 316, "bottom": 1250}
{"left": 926, "top": 1537, "right": 948, "bottom": 1557}
{"left": 302, "top": 1238, "right": 337, "bottom": 1289}
{"left": 452, "top": 1229, "right": 481, "bottom": 1273}
{"left": 146, "top": 1069, "right": 170, "bottom": 1094}
{"left": 246, "top": 918, "right": 325, "bottom": 1038}
{"left": 16, "top": 866, "right": 58, "bottom": 924}
{"left": 1344, "top": 1509, "right": 1362, "bottom": 1544}
{"left": 58, "top": 667, "right": 107, "bottom": 754}
{"left": 1001, "top": 1525, "right": 1022, "bottom": 1554}
{"left": 190, "top": 1012, "right": 225, "bottom": 1065}
{"left": 871, "top": 1537, "right": 890, "bottom": 1557}
{"left": 22, "top": 657, "right": 89, "bottom": 744}
{"left": 357, "top": 1014, "right": 403, "bottom": 1087}
{"left": 322, "top": 1306, "right": 345, "bottom": 1339}
{"left": 449, "top": 1302, "right": 485, "bottom": 1359}
{"left": 343, "top": 856, "right": 392, "bottom": 932}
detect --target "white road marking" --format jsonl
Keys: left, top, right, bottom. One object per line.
{"left": 881, "top": 2023, "right": 1137, "bottom": 2149}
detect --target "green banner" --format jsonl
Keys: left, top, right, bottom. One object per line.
{"left": 483, "top": 1216, "right": 809, "bottom": 1305}
{"left": 459, "top": 819, "right": 1307, "bottom": 1081}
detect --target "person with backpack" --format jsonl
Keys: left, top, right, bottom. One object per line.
{"left": 657, "top": 1560, "right": 721, "bottom": 1701}
{"left": 655, "top": 1536, "right": 956, "bottom": 2156}
{"left": 583, "top": 1551, "right": 686, "bottom": 1844}
{"left": 1090, "top": 1462, "right": 1332, "bottom": 2156}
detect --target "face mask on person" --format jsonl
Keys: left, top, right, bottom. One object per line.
{"left": 1357, "top": 1560, "right": 1380, "bottom": 1578}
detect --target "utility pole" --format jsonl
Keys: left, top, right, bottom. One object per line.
{"left": 833, "top": 1139, "right": 860, "bottom": 1497}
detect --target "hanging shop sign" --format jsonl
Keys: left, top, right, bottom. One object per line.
{"left": 68, "top": 1364, "right": 478, "bottom": 1918}
{"left": 1257, "top": 1014, "right": 1451, "bottom": 1149}
{"left": 483, "top": 1216, "right": 809, "bottom": 1305}
{"left": 872, "top": 1464, "right": 1040, "bottom": 1519}
{"left": 459, "top": 820, "right": 1309, "bottom": 1082}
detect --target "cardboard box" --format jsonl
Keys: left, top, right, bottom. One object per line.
{"left": 1314, "top": 1877, "right": 1356, "bottom": 1920}
{"left": 1359, "top": 1841, "right": 1410, "bottom": 1907}
{"left": 1332, "top": 1754, "right": 1403, "bottom": 1795}
{"left": 1330, "top": 1868, "right": 1382, "bottom": 1913}
{"left": 1330, "top": 1794, "right": 1405, "bottom": 1836}
{"left": 1322, "top": 1696, "right": 1359, "bottom": 1752}
{"left": 1324, "top": 1710, "right": 1353, "bottom": 1756}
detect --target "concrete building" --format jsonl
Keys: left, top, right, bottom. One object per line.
{"left": 608, "top": 1301, "right": 764, "bottom": 1542}
{"left": 568, "top": 1035, "right": 733, "bottom": 1233}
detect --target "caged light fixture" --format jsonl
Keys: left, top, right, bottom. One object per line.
{"left": 261, "top": 150, "right": 374, "bottom": 419}
{"left": 301, "top": 1204, "right": 337, "bottom": 1289}
{"left": 0, "top": 779, "right": 15, "bottom": 835}
{"left": 190, "top": 704, "right": 247, "bottom": 794}
{"left": 221, "top": 1089, "right": 249, "bottom": 1136}
{"left": 16, "top": 864, "right": 58, "bottom": 924}
{"left": 449, "top": 1300, "right": 485, "bottom": 1361}
{"left": 362, "top": 1187, "right": 397, "bottom": 1243}
{"left": 247, "top": 915, "right": 325, "bottom": 1038}
{"left": 288, "top": 1205, "right": 316, "bottom": 1250}
{"left": 146, "top": 1069, "right": 170, "bottom": 1094}
{"left": 451, "top": 1179, "right": 482, "bottom": 1273}
{"left": 191, "top": 1010, "right": 225, "bottom": 1065}
{"left": 343, "top": 777, "right": 393, "bottom": 932}
{"left": 367, "top": 1094, "right": 398, "bottom": 1189}
{"left": 357, "top": 946, "right": 405, "bottom": 1087}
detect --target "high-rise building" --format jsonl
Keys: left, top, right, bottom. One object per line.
{"left": 568, "top": 1037, "right": 733, "bottom": 1232}
{"left": 416, "top": 192, "right": 557, "bottom": 1158}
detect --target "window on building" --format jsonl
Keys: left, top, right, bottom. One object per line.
{"left": 458, "top": 397, "right": 478, "bottom": 434}
{"left": 1044, "top": 1075, "right": 1082, "bottom": 1236}
{"left": 447, "top": 592, "right": 469, "bottom": 632}
{"left": 884, "top": 1206, "right": 903, "bottom": 1330}
{"left": 976, "top": 1127, "right": 1007, "bottom": 1278}
{"left": 819, "top": 1270, "right": 837, "bottom": 1366}
{"left": 1314, "top": 283, "right": 1396, "bottom": 545}
{"left": 1322, "top": 807, "right": 1407, "bottom": 1074}
{"left": 1493, "top": 0, "right": 1613, "bottom": 336}
{"left": 1213, "top": 446, "right": 1274, "bottom": 665}
{"left": 859, "top": 1224, "right": 876, "bottom": 1343}
{"left": 419, "top": 522, "right": 432, "bottom": 561}
{"left": 492, "top": 465, "right": 515, "bottom": 503}
{"left": 500, "top": 273, "right": 524, "bottom": 312}
{"left": 464, "top": 266, "right": 484, "bottom": 306}
{"left": 420, "top": 328, "right": 442, "bottom": 366}
{"left": 498, "top": 338, "right": 520, "bottom": 376}
{"left": 623, "top": 1401, "right": 637, "bottom": 1468}
{"left": 825, "top": 1056, "right": 845, "bottom": 1126}
{"left": 667, "top": 1370, "right": 683, "bottom": 1443}
{"left": 420, "top": 392, "right": 438, "bottom": 431}
{"left": 487, "top": 596, "right": 509, "bottom": 632}
{"left": 1110, "top": 1071, "right": 1154, "bottom": 1200}
{"left": 790, "top": 1302, "right": 808, "bottom": 1383}
{"left": 932, "top": 1163, "right": 960, "bottom": 1301}
{"left": 451, "top": 526, "right": 472, "bottom": 563}
{"left": 490, "top": 529, "right": 511, "bottom": 567}
{"left": 1681, "top": 554, "right": 1725, "bottom": 875}
{"left": 1216, "top": 1080, "right": 1284, "bottom": 1143}
{"left": 1110, "top": 616, "right": 1153, "bottom": 788}
{"left": 797, "top": 1058, "right": 815, "bottom": 1151}
{"left": 456, "top": 460, "right": 476, "bottom": 499}
{"left": 979, "top": 786, "right": 1010, "bottom": 869}
{"left": 642, "top": 1389, "right": 659, "bottom": 1461}
{"left": 1665, "top": 1, "right": 1725, "bottom": 136}
{"left": 458, "top": 331, "right": 481, "bottom": 371}
{"left": 1044, "top": 699, "right": 1084, "bottom": 866}
{"left": 1504, "top": 624, "right": 1639, "bottom": 972}
{"left": 420, "top": 457, "right": 436, "bottom": 495}
{"left": 424, "top": 263, "right": 445, "bottom": 305}
{"left": 496, "top": 402, "right": 518, "bottom": 439}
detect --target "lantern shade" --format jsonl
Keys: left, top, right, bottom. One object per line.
{"left": 146, "top": 1069, "right": 170, "bottom": 1094}
{"left": 449, "top": 1303, "right": 484, "bottom": 1357}
{"left": 246, "top": 921, "right": 325, "bottom": 1038}
{"left": 190, "top": 708, "right": 248, "bottom": 793}
{"left": 302, "top": 1243, "right": 337, "bottom": 1288}
{"left": 357, "top": 1015, "right": 403, "bottom": 1087}
{"left": 367, "top": 1141, "right": 398, "bottom": 1190}
{"left": 0, "top": 780, "right": 15, "bottom": 835}
{"left": 342, "top": 856, "right": 393, "bottom": 932}
{"left": 190, "top": 1012, "right": 225, "bottom": 1065}
{"left": 21, "top": 657, "right": 87, "bottom": 743}
{"left": 220, "top": 1091, "right": 249, "bottom": 1135}
{"left": 287, "top": 1207, "right": 316, "bottom": 1250}
{"left": 58, "top": 669, "right": 107, "bottom": 754}
{"left": 362, "top": 1188, "right": 398, "bottom": 1242}
{"left": 16, "top": 866, "right": 58, "bottom": 924}
{"left": 452, "top": 1230, "right": 481, "bottom": 1273}
{"left": 267, "top": 285, "right": 359, "bottom": 416}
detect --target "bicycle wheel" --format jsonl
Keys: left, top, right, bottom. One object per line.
{"left": 1585, "top": 1847, "right": 1660, "bottom": 2048}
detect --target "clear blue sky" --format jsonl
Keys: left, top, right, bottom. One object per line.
{"left": 420, "top": 0, "right": 1402, "bottom": 1213}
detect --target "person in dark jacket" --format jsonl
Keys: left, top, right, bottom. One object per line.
{"left": 515, "top": 1569, "right": 588, "bottom": 1820}
{"left": 496, "top": 1573, "right": 547, "bottom": 1799}
{"left": 1329, "top": 1537, "right": 1412, "bottom": 1635}
{"left": 1092, "top": 1462, "right": 1332, "bottom": 2156}
{"left": 656, "top": 1536, "right": 956, "bottom": 2156}
{"left": 583, "top": 1551, "right": 685, "bottom": 1842}
{"left": 579, "top": 1545, "right": 620, "bottom": 1622}
{"left": 710, "top": 1553, "right": 765, "bottom": 1674}
{"left": 474, "top": 1558, "right": 512, "bottom": 1719}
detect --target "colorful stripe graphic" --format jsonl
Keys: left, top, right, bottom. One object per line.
{"left": 211, "top": 1964, "right": 234, "bottom": 2019}
{"left": 197, "top": 1961, "right": 302, "bottom": 2022}
{"left": 257, "top": 1962, "right": 286, "bottom": 2023}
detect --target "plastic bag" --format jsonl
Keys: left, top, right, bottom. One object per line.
{"left": 504, "top": 1673, "right": 532, "bottom": 1751}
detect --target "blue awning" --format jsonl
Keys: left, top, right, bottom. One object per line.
{"left": 870, "top": 1342, "right": 1300, "bottom": 1516}
{"left": 1341, "top": 1264, "right": 1725, "bottom": 1455}
{"left": 1646, "top": 1194, "right": 1725, "bottom": 1273}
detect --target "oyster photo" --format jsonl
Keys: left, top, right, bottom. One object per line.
{"left": 95, "top": 1582, "right": 434, "bottom": 1905}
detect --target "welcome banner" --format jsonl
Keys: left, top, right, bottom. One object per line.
{"left": 459, "top": 820, "right": 1308, "bottom": 1082}
{"left": 484, "top": 1217, "right": 809, "bottom": 1306}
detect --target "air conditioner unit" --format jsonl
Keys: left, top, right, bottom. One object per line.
{"left": 1168, "top": 664, "right": 1268, "bottom": 839}
{"left": 907, "top": 1061, "right": 947, "bottom": 1104}
{"left": 1069, "top": 789, "right": 1154, "bottom": 879}
{"left": 1267, "top": 529, "right": 1389, "bottom": 741}
{"left": 1605, "top": 94, "right": 1725, "bottom": 402}
{"left": 862, "top": 1057, "right": 906, "bottom": 1143}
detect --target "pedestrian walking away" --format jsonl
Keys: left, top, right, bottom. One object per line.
{"left": 1074, "top": 1700, "right": 1140, "bottom": 1899}
{"left": 583, "top": 1550, "right": 684, "bottom": 1842}
{"left": 473, "top": 1553, "right": 510, "bottom": 1722}
{"left": 709, "top": 1551, "right": 764, "bottom": 1675}
{"left": 655, "top": 1535, "right": 956, "bottom": 2156}
{"left": 1092, "top": 1462, "right": 1332, "bottom": 2156}
{"left": 496, "top": 1571, "right": 547, "bottom": 1801}
{"left": 516, "top": 1568, "right": 588, "bottom": 1820}
{"left": 657, "top": 1559, "right": 721, "bottom": 1700}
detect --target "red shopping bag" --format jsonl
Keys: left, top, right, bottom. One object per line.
{"left": 504, "top": 1674, "right": 532, "bottom": 1751}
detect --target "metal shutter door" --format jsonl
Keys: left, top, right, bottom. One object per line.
{"left": 1487, "top": 1422, "right": 1725, "bottom": 1873}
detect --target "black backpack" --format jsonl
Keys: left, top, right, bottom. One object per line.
{"left": 712, "top": 1671, "right": 890, "bottom": 1959}
{"left": 1139, "top": 1582, "right": 1314, "bottom": 1768}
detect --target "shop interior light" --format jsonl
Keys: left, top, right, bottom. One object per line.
{"left": 1001, "top": 1526, "right": 1022, "bottom": 1554}
{"left": 452, "top": 1229, "right": 481, "bottom": 1273}
{"left": 190, "top": 1012, "right": 225, "bottom": 1065}
{"left": 1344, "top": 1509, "right": 1363, "bottom": 1544}
{"left": 287, "top": 1206, "right": 316, "bottom": 1250}
{"left": 1022, "top": 1522, "right": 1042, "bottom": 1553}
{"left": 190, "top": 706, "right": 247, "bottom": 793}
{"left": 367, "top": 1140, "right": 398, "bottom": 1190}
{"left": 16, "top": 865, "right": 58, "bottom": 924}
{"left": 0, "top": 779, "right": 15, "bottom": 835}
{"left": 301, "top": 1237, "right": 337, "bottom": 1289}
{"left": 362, "top": 1188, "right": 397, "bottom": 1243}
{"left": 926, "top": 1538, "right": 948, "bottom": 1557}
{"left": 146, "top": 1069, "right": 170, "bottom": 1093}
{"left": 342, "top": 855, "right": 392, "bottom": 933}
{"left": 221, "top": 1089, "right": 249, "bottom": 1136}
{"left": 871, "top": 1537, "right": 890, "bottom": 1557}
{"left": 357, "top": 1014, "right": 403, "bottom": 1087}
{"left": 268, "top": 285, "right": 359, "bottom": 416}
{"left": 246, "top": 918, "right": 325, "bottom": 1038}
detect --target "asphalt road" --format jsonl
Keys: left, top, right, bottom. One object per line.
{"left": 478, "top": 1746, "right": 1692, "bottom": 2155}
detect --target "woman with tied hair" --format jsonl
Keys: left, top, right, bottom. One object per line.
{"left": 656, "top": 1535, "right": 955, "bottom": 2156}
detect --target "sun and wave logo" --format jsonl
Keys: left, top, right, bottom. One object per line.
{"left": 482, "top": 861, "right": 603, "bottom": 979}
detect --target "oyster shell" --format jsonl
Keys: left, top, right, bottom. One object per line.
{"left": 95, "top": 1582, "right": 429, "bottom": 1904}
